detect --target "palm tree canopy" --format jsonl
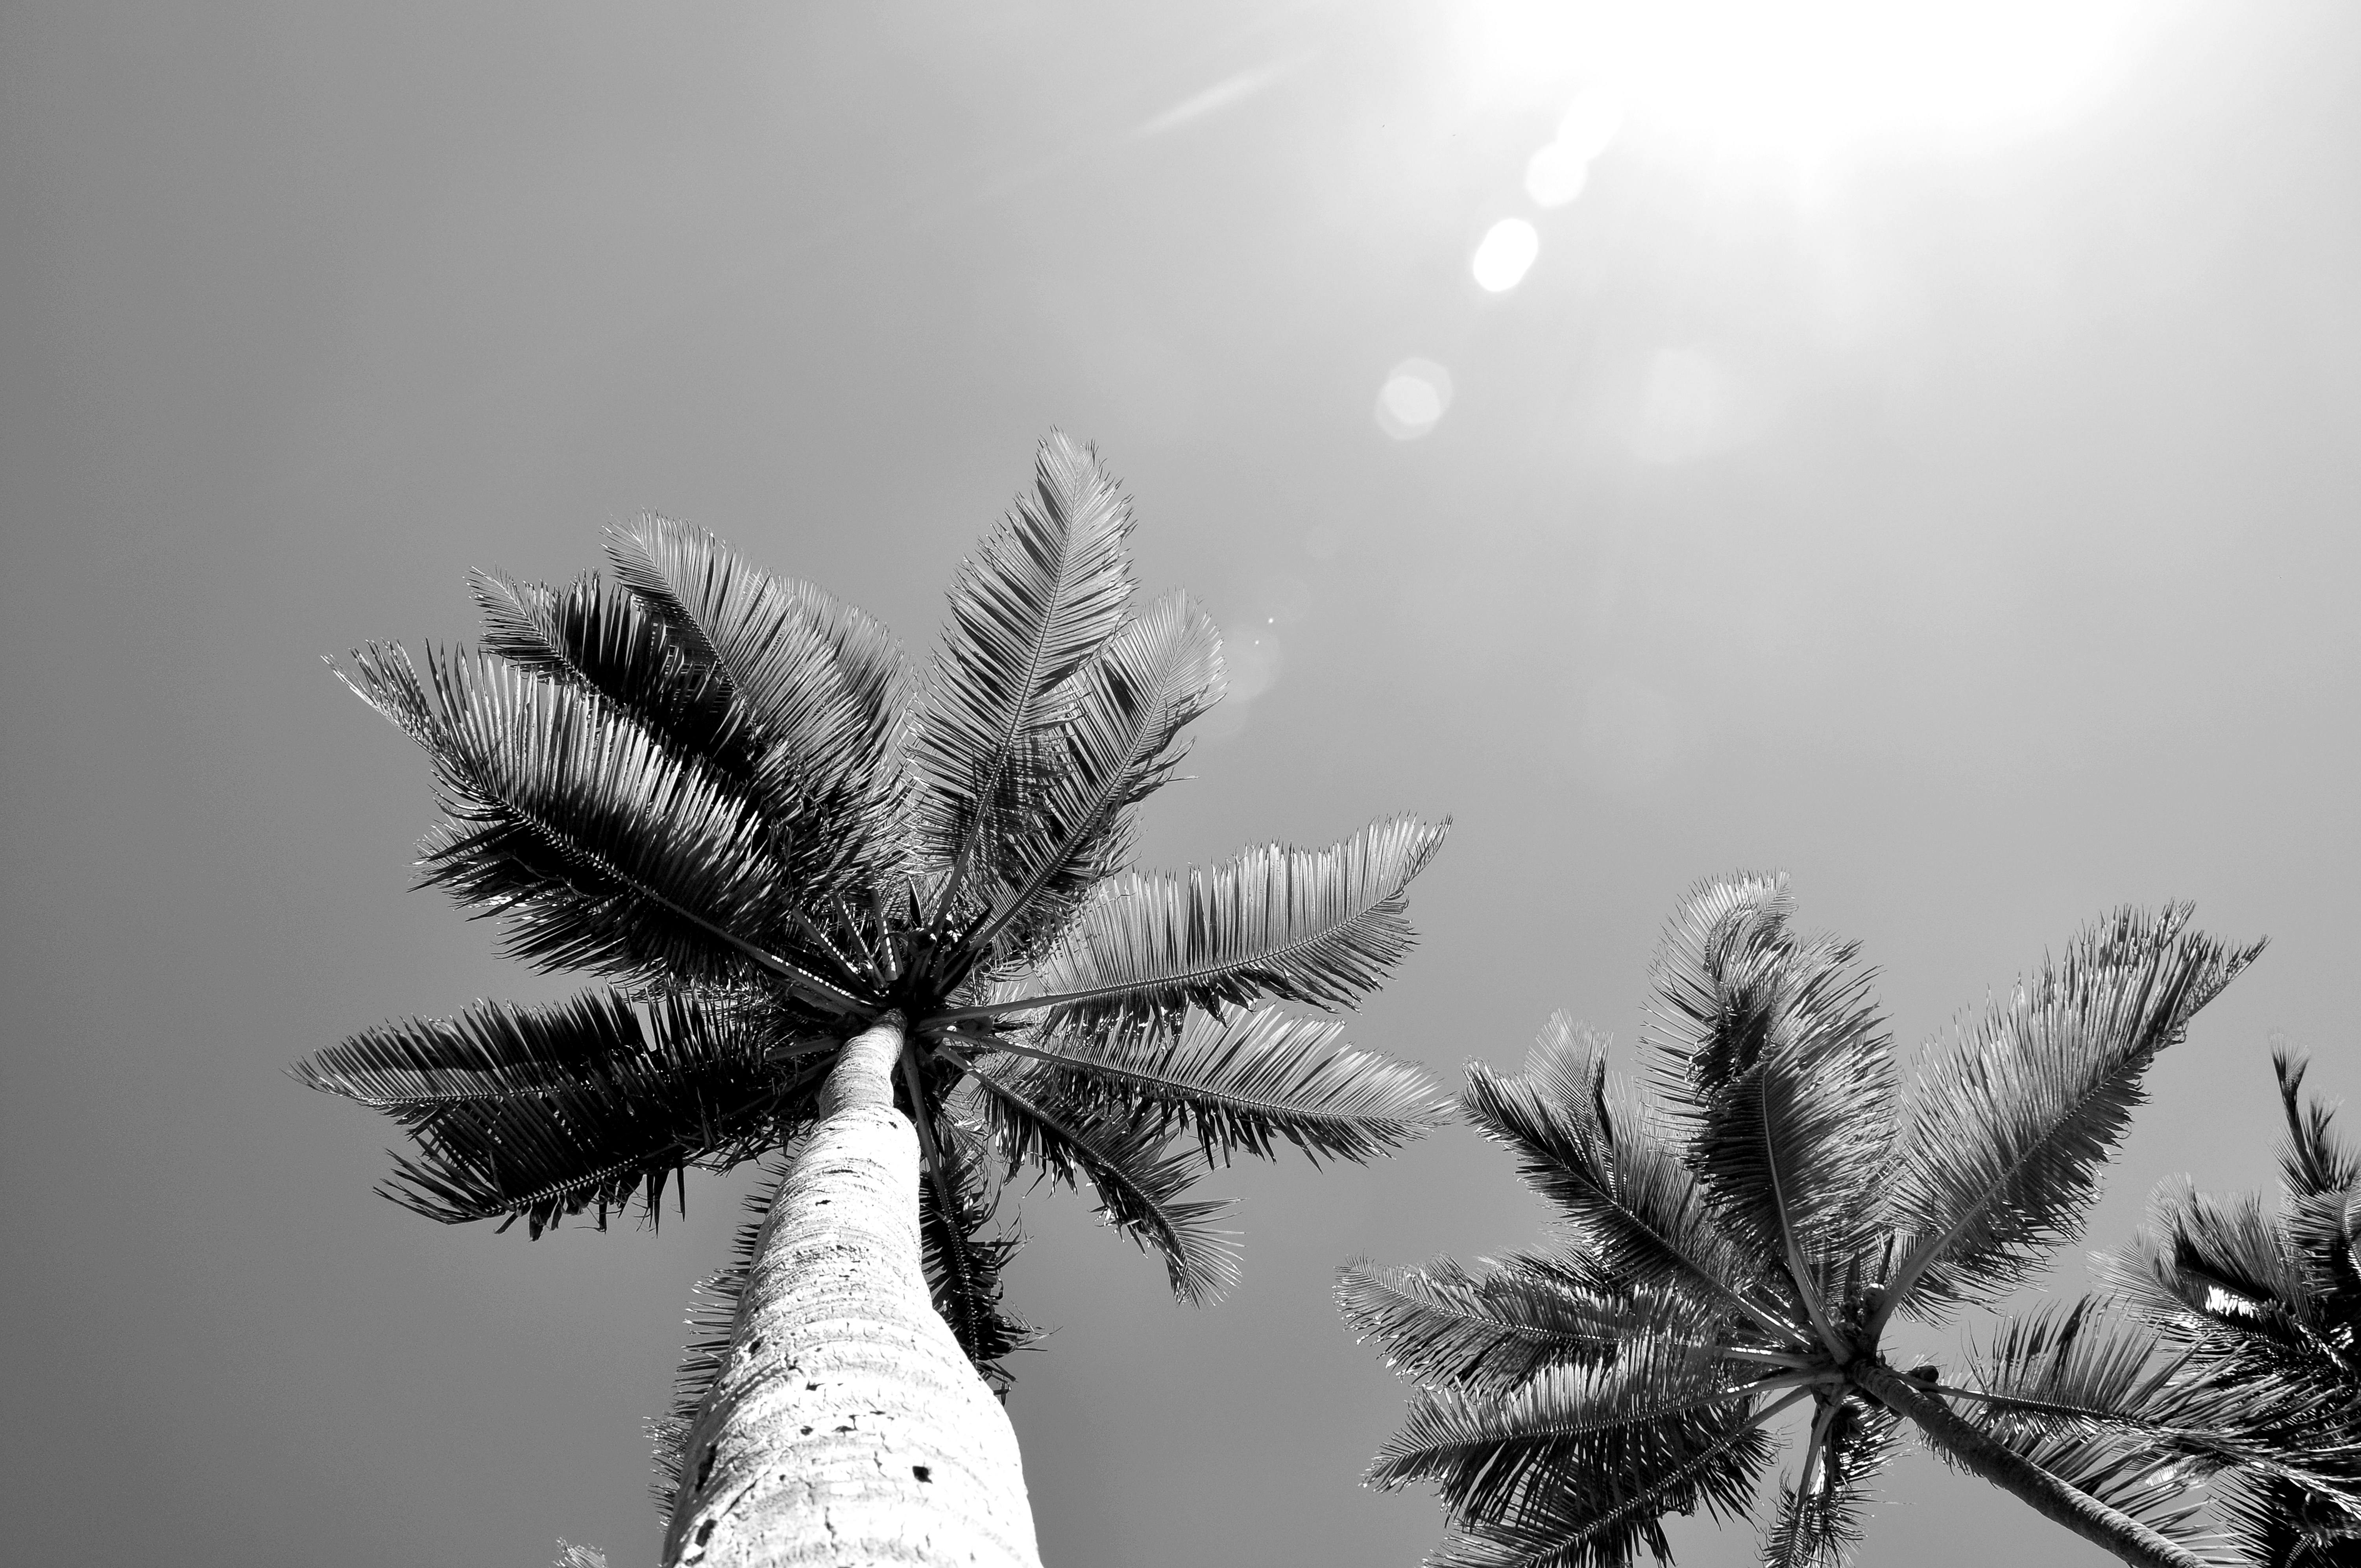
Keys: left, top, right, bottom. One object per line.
{"left": 295, "top": 433, "right": 1450, "bottom": 1476}
{"left": 1343, "top": 874, "right": 2260, "bottom": 1568}
{"left": 2071, "top": 1050, "right": 2361, "bottom": 1566}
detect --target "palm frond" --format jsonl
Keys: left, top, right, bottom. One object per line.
{"left": 1761, "top": 1393, "right": 1900, "bottom": 1568}
{"left": 1368, "top": 1343, "right": 1788, "bottom": 1514}
{"left": 968, "top": 1062, "right": 1241, "bottom": 1304}
{"left": 2273, "top": 1047, "right": 2361, "bottom": 1203}
{"left": 334, "top": 643, "right": 861, "bottom": 1007}
{"left": 604, "top": 512, "right": 909, "bottom": 890}
{"left": 296, "top": 990, "right": 811, "bottom": 1237}
{"left": 2271, "top": 1050, "right": 2361, "bottom": 1345}
{"left": 1962, "top": 1300, "right": 2296, "bottom": 1470}
{"left": 964, "top": 588, "right": 1223, "bottom": 963}
{"left": 1459, "top": 1016, "right": 1795, "bottom": 1341}
{"left": 2212, "top": 1468, "right": 2361, "bottom": 1568}
{"left": 961, "top": 814, "right": 1449, "bottom": 1027}
{"left": 650, "top": 1159, "right": 784, "bottom": 1513}
{"left": 2096, "top": 1175, "right": 2361, "bottom": 1526}
{"left": 2103, "top": 1184, "right": 2324, "bottom": 1360}
{"left": 1420, "top": 1400, "right": 1790, "bottom": 1568}
{"left": 1642, "top": 874, "right": 1896, "bottom": 1342}
{"left": 918, "top": 1109, "right": 1036, "bottom": 1395}
{"left": 1382, "top": 1370, "right": 1798, "bottom": 1568}
{"left": 998, "top": 1004, "right": 1446, "bottom": 1165}
{"left": 1639, "top": 870, "right": 1798, "bottom": 1103}
{"left": 909, "top": 431, "right": 1137, "bottom": 912}
{"left": 471, "top": 569, "right": 757, "bottom": 783}
{"left": 1876, "top": 905, "right": 2262, "bottom": 1325}
{"left": 1339, "top": 1254, "right": 1733, "bottom": 1398}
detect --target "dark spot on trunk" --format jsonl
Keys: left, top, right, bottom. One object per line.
{"left": 912, "top": 1465, "right": 932, "bottom": 1483}
{"left": 695, "top": 1444, "right": 717, "bottom": 1490}
{"left": 694, "top": 1520, "right": 715, "bottom": 1548}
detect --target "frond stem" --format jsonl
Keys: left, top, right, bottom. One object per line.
{"left": 965, "top": 1064, "right": 1190, "bottom": 1253}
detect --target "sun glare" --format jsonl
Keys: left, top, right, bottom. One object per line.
{"left": 1465, "top": 0, "right": 2142, "bottom": 163}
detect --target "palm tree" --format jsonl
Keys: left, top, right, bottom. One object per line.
{"left": 297, "top": 432, "right": 1450, "bottom": 1568}
{"left": 2042, "top": 1049, "right": 2361, "bottom": 1565}
{"left": 1339, "top": 872, "right": 2261, "bottom": 1568}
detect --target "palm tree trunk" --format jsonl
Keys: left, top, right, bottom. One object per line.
{"left": 661, "top": 1016, "right": 1043, "bottom": 1568}
{"left": 1852, "top": 1363, "right": 2210, "bottom": 1568}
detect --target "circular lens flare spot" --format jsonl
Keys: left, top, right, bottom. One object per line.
{"left": 1472, "top": 218, "right": 1540, "bottom": 292}
{"left": 1375, "top": 358, "right": 1454, "bottom": 440}
{"left": 1524, "top": 143, "right": 1591, "bottom": 207}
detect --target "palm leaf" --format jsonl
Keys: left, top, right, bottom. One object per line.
{"left": 1875, "top": 905, "right": 2262, "bottom": 1327}
{"left": 996, "top": 1003, "right": 1445, "bottom": 1165}
{"left": 1338, "top": 1254, "right": 1735, "bottom": 1397}
{"left": 1379, "top": 1367, "right": 1799, "bottom": 1568}
{"left": 964, "top": 588, "right": 1223, "bottom": 963}
{"left": 1761, "top": 1392, "right": 1900, "bottom": 1568}
{"left": 471, "top": 569, "right": 757, "bottom": 784}
{"left": 1962, "top": 1300, "right": 2298, "bottom": 1470}
{"left": 335, "top": 643, "right": 862, "bottom": 1008}
{"left": 2271, "top": 1049, "right": 2361, "bottom": 1335}
{"left": 1641, "top": 874, "right": 1895, "bottom": 1344}
{"left": 1420, "top": 1399, "right": 1791, "bottom": 1568}
{"left": 2103, "top": 1183, "right": 2328, "bottom": 1365}
{"left": 918, "top": 1109, "right": 1036, "bottom": 1394}
{"left": 1368, "top": 1343, "right": 1788, "bottom": 1514}
{"left": 967, "top": 1061, "right": 1241, "bottom": 1304}
{"left": 2212, "top": 1468, "right": 2361, "bottom": 1568}
{"left": 2096, "top": 1169, "right": 2361, "bottom": 1533}
{"left": 296, "top": 990, "right": 809, "bottom": 1237}
{"left": 604, "top": 512, "right": 909, "bottom": 889}
{"left": 909, "top": 430, "right": 1137, "bottom": 912}
{"left": 955, "top": 814, "right": 1449, "bottom": 1027}
{"left": 650, "top": 1159, "right": 784, "bottom": 1512}
{"left": 1459, "top": 1016, "right": 1797, "bottom": 1341}
{"left": 2275, "top": 1049, "right": 2361, "bottom": 1200}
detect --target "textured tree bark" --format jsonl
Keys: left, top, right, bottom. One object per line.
{"left": 1853, "top": 1363, "right": 2211, "bottom": 1568}
{"left": 661, "top": 1017, "right": 1043, "bottom": 1568}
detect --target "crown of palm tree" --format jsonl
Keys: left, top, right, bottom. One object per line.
{"left": 1341, "top": 873, "right": 2262, "bottom": 1568}
{"left": 2055, "top": 1050, "right": 2361, "bottom": 1567}
{"left": 294, "top": 432, "right": 1450, "bottom": 1500}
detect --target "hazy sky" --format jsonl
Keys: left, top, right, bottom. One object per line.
{"left": 5, "top": 4, "right": 2359, "bottom": 1566}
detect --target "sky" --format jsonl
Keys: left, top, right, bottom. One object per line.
{"left": 3, "top": 3, "right": 2358, "bottom": 1565}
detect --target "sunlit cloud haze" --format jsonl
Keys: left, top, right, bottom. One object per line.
{"left": 4, "top": 4, "right": 2358, "bottom": 1567}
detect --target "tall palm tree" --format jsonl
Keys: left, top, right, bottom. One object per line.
{"left": 1340, "top": 872, "right": 2261, "bottom": 1568}
{"left": 297, "top": 433, "right": 1450, "bottom": 1568}
{"left": 2034, "top": 1049, "right": 2361, "bottom": 1565}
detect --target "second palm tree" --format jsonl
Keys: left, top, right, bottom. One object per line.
{"left": 1343, "top": 873, "right": 2259, "bottom": 1568}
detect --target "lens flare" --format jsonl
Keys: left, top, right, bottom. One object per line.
{"left": 1471, "top": 219, "right": 1541, "bottom": 292}
{"left": 1375, "top": 358, "right": 1453, "bottom": 440}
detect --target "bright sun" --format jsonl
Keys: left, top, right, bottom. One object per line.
{"left": 1463, "top": 0, "right": 2144, "bottom": 164}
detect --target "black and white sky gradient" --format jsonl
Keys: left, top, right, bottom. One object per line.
{"left": 5, "top": 4, "right": 2359, "bottom": 1565}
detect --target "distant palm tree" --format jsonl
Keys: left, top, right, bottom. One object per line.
{"left": 1340, "top": 873, "right": 2260, "bottom": 1568}
{"left": 2038, "top": 1048, "right": 2361, "bottom": 1566}
{"left": 298, "top": 433, "right": 1449, "bottom": 1568}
